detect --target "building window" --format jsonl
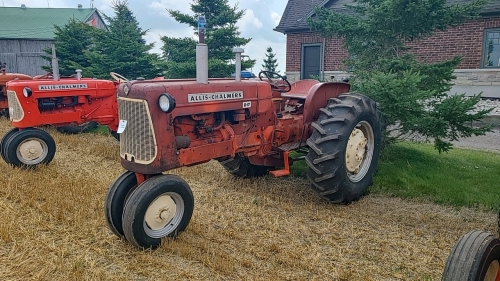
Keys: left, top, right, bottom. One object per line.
{"left": 483, "top": 28, "right": 500, "bottom": 68}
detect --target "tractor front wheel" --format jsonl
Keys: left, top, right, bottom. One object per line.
{"left": 122, "top": 174, "right": 194, "bottom": 249}
{"left": 442, "top": 230, "right": 500, "bottom": 281}
{"left": 3, "top": 128, "right": 56, "bottom": 168}
{"left": 1, "top": 127, "right": 19, "bottom": 162}
{"left": 219, "top": 154, "right": 271, "bottom": 177}
{"left": 104, "top": 171, "right": 139, "bottom": 238}
{"left": 305, "top": 93, "right": 382, "bottom": 203}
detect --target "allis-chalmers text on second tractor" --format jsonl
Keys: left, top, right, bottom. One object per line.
{"left": 104, "top": 46, "right": 383, "bottom": 249}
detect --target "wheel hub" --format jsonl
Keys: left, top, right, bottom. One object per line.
{"left": 145, "top": 195, "right": 177, "bottom": 231}
{"left": 346, "top": 128, "right": 368, "bottom": 173}
{"left": 19, "top": 139, "right": 44, "bottom": 160}
{"left": 485, "top": 259, "right": 500, "bottom": 281}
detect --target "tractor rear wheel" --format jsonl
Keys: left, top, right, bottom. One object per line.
{"left": 219, "top": 154, "right": 271, "bottom": 177}
{"left": 56, "top": 121, "right": 98, "bottom": 134}
{"left": 1, "top": 127, "right": 19, "bottom": 162}
{"left": 305, "top": 93, "right": 382, "bottom": 203}
{"left": 442, "top": 230, "right": 500, "bottom": 281}
{"left": 122, "top": 174, "right": 194, "bottom": 249}
{"left": 3, "top": 128, "right": 56, "bottom": 168}
{"left": 104, "top": 171, "right": 138, "bottom": 238}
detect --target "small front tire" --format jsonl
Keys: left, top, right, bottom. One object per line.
{"left": 122, "top": 174, "right": 194, "bottom": 249}
{"left": 3, "top": 128, "right": 56, "bottom": 168}
{"left": 1, "top": 127, "right": 19, "bottom": 162}
{"left": 104, "top": 171, "right": 138, "bottom": 238}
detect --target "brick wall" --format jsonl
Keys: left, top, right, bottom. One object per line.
{"left": 408, "top": 17, "right": 500, "bottom": 69}
{"left": 286, "top": 16, "right": 500, "bottom": 72}
{"left": 286, "top": 32, "right": 348, "bottom": 72}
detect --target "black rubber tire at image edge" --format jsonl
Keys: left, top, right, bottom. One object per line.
{"left": 305, "top": 93, "right": 382, "bottom": 203}
{"left": 122, "top": 174, "right": 194, "bottom": 249}
{"left": 442, "top": 230, "right": 500, "bottom": 281}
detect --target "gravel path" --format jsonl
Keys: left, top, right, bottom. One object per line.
{"left": 452, "top": 128, "right": 500, "bottom": 151}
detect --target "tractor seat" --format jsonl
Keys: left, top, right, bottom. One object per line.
{"left": 281, "top": 79, "right": 319, "bottom": 100}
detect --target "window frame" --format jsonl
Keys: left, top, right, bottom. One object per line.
{"left": 481, "top": 28, "right": 500, "bottom": 69}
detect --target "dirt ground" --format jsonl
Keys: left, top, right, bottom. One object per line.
{"left": 0, "top": 118, "right": 497, "bottom": 281}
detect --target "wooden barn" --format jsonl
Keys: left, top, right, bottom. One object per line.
{"left": 0, "top": 4, "right": 107, "bottom": 76}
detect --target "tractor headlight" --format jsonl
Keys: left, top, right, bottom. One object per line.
{"left": 158, "top": 94, "right": 176, "bottom": 113}
{"left": 23, "top": 87, "right": 32, "bottom": 97}
{"left": 123, "top": 84, "right": 129, "bottom": 95}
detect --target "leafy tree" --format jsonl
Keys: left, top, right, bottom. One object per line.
{"left": 308, "top": 0, "right": 492, "bottom": 152}
{"left": 261, "top": 46, "right": 279, "bottom": 73}
{"left": 162, "top": 0, "right": 255, "bottom": 78}
{"left": 85, "top": 0, "right": 161, "bottom": 79}
{"left": 42, "top": 19, "right": 97, "bottom": 76}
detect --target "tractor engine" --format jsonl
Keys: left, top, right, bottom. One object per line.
{"left": 38, "top": 96, "right": 81, "bottom": 112}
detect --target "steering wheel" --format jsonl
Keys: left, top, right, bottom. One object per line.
{"left": 258, "top": 71, "right": 291, "bottom": 93}
{"left": 33, "top": 72, "right": 53, "bottom": 80}
{"left": 110, "top": 72, "right": 129, "bottom": 82}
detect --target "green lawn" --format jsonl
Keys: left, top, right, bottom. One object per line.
{"left": 291, "top": 142, "right": 500, "bottom": 210}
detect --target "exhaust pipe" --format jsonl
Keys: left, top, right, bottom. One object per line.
{"left": 196, "top": 44, "right": 208, "bottom": 84}
{"left": 51, "top": 45, "right": 60, "bottom": 81}
{"left": 233, "top": 48, "right": 244, "bottom": 82}
{"left": 196, "top": 16, "right": 208, "bottom": 84}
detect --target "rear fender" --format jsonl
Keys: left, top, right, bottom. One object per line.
{"left": 303, "top": 82, "right": 350, "bottom": 124}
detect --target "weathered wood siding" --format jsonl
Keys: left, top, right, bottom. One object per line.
{"left": 0, "top": 39, "right": 52, "bottom": 76}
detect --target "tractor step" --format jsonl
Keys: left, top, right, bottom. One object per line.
{"left": 270, "top": 151, "right": 290, "bottom": 177}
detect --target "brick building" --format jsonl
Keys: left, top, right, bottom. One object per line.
{"left": 274, "top": 0, "right": 500, "bottom": 97}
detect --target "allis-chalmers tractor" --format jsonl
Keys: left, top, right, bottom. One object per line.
{"left": 0, "top": 71, "right": 124, "bottom": 168}
{"left": 104, "top": 46, "right": 382, "bottom": 249}
{"left": 0, "top": 62, "right": 33, "bottom": 116}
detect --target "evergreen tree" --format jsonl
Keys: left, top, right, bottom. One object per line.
{"left": 308, "top": 0, "right": 492, "bottom": 152}
{"left": 261, "top": 46, "right": 279, "bottom": 73}
{"left": 162, "top": 0, "right": 255, "bottom": 78}
{"left": 85, "top": 0, "right": 161, "bottom": 79}
{"left": 42, "top": 19, "right": 97, "bottom": 76}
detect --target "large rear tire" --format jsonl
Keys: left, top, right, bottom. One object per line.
{"left": 219, "top": 154, "right": 271, "bottom": 177}
{"left": 442, "top": 230, "right": 500, "bottom": 281}
{"left": 305, "top": 93, "right": 382, "bottom": 203}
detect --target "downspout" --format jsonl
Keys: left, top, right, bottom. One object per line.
{"left": 321, "top": 37, "right": 326, "bottom": 81}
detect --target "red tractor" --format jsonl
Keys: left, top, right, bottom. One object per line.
{"left": 104, "top": 46, "right": 382, "bottom": 249}
{"left": 0, "top": 71, "right": 124, "bottom": 168}
{"left": 0, "top": 62, "right": 33, "bottom": 116}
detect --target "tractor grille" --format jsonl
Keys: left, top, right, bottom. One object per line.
{"left": 6, "top": 90, "right": 24, "bottom": 122}
{"left": 118, "top": 97, "right": 157, "bottom": 164}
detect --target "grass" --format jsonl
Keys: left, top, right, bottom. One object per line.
{"left": 291, "top": 142, "right": 500, "bottom": 210}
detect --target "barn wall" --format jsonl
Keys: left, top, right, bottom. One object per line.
{"left": 0, "top": 39, "right": 52, "bottom": 76}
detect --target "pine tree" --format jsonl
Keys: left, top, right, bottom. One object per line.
{"left": 261, "top": 46, "right": 279, "bottom": 73}
{"left": 42, "top": 19, "right": 97, "bottom": 76}
{"left": 308, "top": 0, "right": 491, "bottom": 152}
{"left": 85, "top": 0, "right": 161, "bottom": 79}
{"left": 162, "top": 0, "right": 255, "bottom": 78}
